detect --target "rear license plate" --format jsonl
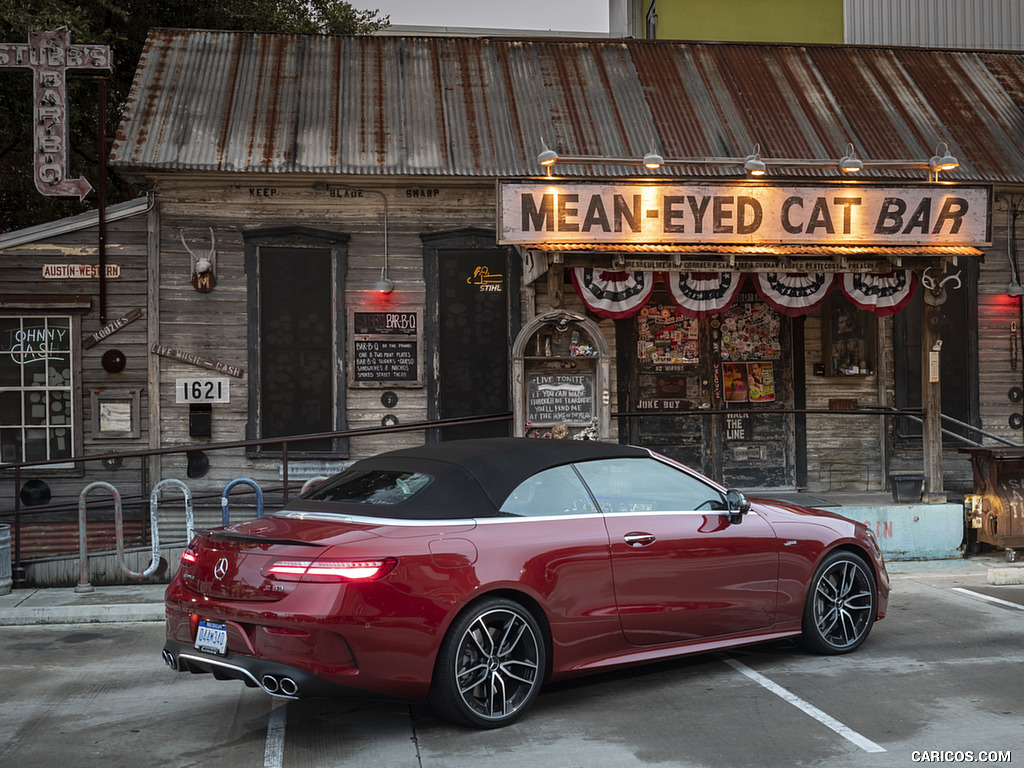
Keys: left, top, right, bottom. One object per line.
{"left": 195, "top": 620, "right": 227, "bottom": 655}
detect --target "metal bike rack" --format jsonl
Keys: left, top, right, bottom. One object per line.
{"left": 221, "top": 478, "right": 264, "bottom": 526}
{"left": 76, "top": 481, "right": 121, "bottom": 594}
{"left": 120, "top": 478, "right": 195, "bottom": 580}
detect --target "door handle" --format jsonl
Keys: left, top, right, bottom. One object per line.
{"left": 623, "top": 532, "right": 656, "bottom": 548}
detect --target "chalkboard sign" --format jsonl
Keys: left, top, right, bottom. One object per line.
{"left": 353, "top": 339, "right": 417, "bottom": 382}
{"left": 349, "top": 309, "right": 423, "bottom": 386}
{"left": 527, "top": 373, "right": 594, "bottom": 423}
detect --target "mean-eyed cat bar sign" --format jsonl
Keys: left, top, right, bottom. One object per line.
{"left": 498, "top": 181, "right": 991, "bottom": 247}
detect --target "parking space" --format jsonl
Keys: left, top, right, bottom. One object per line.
{"left": 0, "top": 566, "right": 1020, "bottom": 768}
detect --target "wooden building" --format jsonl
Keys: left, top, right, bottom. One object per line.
{"left": 6, "top": 31, "right": 1024, "bottom": 570}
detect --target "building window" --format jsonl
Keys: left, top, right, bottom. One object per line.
{"left": 646, "top": 1, "right": 658, "bottom": 39}
{"left": 0, "top": 316, "right": 74, "bottom": 464}
{"left": 244, "top": 228, "right": 349, "bottom": 456}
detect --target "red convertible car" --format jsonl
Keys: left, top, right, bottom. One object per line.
{"left": 162, "top": 438, "right": 888, "bottom": 728}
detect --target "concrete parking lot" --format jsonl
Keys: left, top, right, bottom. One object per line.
{"left": 0, "top": 560, "right": 1021, "bottom": 768}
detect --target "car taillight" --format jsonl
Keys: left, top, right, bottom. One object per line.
{"left": 180, "top": 540, "right": 199, "bottom": 566}
{"left": 262, "top": 556, "right": 397, "bottom": 583}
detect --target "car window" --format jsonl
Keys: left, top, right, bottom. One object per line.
{"left": 300, "top": 469, "right": 431, "bottom": 505}
{"left": 573, "top": 457, "right": 725, "bottom": 514}
{"left": 499, "top": 465, "right": 597, "bottom": 517}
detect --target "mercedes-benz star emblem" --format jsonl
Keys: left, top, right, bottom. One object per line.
{"left": 213, "top": 557, "right": 229, "bottom": 580}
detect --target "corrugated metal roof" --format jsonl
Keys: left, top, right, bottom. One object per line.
{"left": 0, "top": 197, "right": 151, "bottom": 251}
{"left": 110, "top": 30, "right": 1024, "bottom": 184}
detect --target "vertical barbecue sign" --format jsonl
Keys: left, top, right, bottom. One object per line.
{"left": 0, "top": 28, "right": 112, "bottom": 200}
{"left": 349, "top": 310, "right": 423, "bottom": 387}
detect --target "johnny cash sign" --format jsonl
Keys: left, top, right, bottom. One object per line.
{"left": 498, "top": 182, "right": 991, "bottom": 247}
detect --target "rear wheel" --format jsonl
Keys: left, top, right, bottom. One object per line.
{"left": 429, "top": 597, "right": 545, "bottom": 728}
{"left": 798, "top": 550, "right": 876, "bottom": 654}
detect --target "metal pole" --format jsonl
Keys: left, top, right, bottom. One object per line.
{"left": 97, "top": 77, "right": 108, "bottom": 323}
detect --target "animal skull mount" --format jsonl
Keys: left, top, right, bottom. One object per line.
{"left": 182, "top": 228, "right": 217, "bottom": 292}
{"left": 921, "top": 267, "right": 961, "bottom": 306}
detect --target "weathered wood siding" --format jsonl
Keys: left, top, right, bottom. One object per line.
{"left": 0, "top": 208, "right": 152, "bottom": 519}
{"left": 148, "top": 176, "right": 498, "bottom": 521}
{"left": 976, "top": 192, "right": 1024, "bottom": 455}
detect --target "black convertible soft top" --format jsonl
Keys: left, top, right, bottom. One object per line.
{"left": 289, "top": 438, "right": 650, "bottom": 520}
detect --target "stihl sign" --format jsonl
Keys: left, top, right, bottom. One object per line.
{"left": 0, "top": 28, "right": 112, "bottom": 200}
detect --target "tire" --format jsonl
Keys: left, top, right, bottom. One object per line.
{"left": 429, "top": 597, "right": 546, "bottom": 728}
{"left": 797, "top": 550, "right": 876, "bottom": 654}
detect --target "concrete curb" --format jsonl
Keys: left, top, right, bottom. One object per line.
{"left": 0, "top": 603, "right": 165, "bottom": 626}
{"left": 988, "top": 567, "right": 1024, "bottom": 585}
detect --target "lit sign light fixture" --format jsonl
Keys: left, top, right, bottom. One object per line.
{"left": 537, "top": 139, "right": 959, "bottom": 182}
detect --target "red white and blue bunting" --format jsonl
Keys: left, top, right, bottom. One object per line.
{"left": 569, "top": 268, "right": 920, "bottom": 319}
{"left": 570, "top": 268, "right": 654, "bottom": 319}
{"left": 840, "top": 270, "right": 918, "bottom": 317}
{"left": 753, "top": 272, "right": 836, "bottom": 317}
{"left": 665, "top": 271, "right": 744, "bottom": 318}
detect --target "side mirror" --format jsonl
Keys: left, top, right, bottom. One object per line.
{"left": 725, "top": 489, "right": 750, "bottom": 525}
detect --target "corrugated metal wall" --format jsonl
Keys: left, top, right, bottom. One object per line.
{"left": 845, "top": 0, "right": 1024, "bottom": 51}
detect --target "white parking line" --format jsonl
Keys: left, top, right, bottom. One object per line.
{"left": 952, "top": 587, "right": 1024, "bottom": 611}
{"left": 264, "top": 700, "right": 288, "bottom": 768}
{"left": 721, "top": 657, "right": 886, "bottom": 754}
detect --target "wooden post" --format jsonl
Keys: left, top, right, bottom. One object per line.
{"left": 921, "top": 304, "right": 946, "bottom": 503}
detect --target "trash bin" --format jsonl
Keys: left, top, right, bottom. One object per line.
{"left": 960, "top": 447, "right": 1024, "bottom": 551}
{"left": 889, "top": 474, "right": 924, "bottom": 504}
{"left": 0, "top": 524, "right": 11, "bottom": 595}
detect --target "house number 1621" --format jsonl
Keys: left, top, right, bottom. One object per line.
{"left": 175, "top": 377, "right": 230, "bottom": 403}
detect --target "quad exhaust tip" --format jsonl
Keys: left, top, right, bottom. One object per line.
{"left": 163, "top": 648, "right": 298, "bottom": 698}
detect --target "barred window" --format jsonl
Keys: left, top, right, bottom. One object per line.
{"left": 0, "top": 316, "right": 74, "bottom": 464}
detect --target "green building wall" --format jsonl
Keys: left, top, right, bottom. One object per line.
{"left": 652, "top": 0, "right": 844, "bottom": 43}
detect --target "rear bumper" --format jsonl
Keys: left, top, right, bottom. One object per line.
{"left": 161, "top": 638, "right": 414, "bottom": 702}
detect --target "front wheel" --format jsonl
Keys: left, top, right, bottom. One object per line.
{"left": 429, "top": 597, "right": 546, "bottom": 728}
{"left": 798, "top": 550, "right": 876, "bottom": 654}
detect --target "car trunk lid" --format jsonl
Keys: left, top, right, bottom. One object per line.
{"left": 182, "top": 515, "right": 380, "bottom": 602}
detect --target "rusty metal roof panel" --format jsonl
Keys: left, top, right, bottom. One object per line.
{"left": 110, "top": 31, "right": 1024, "bottom": 184}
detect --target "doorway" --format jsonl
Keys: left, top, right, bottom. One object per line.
{"left": 423, "top": 229, "right": 521, "bottom": 441}
{"left": 618, "top": 282, "right": 795, "bottom": 489}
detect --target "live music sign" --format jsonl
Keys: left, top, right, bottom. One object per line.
{"left": 0, "top": 28, "right": 112, "bottom": 200}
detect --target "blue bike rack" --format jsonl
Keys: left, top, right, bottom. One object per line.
{"left": 221, "top": 478, "right": 264, "bottom": 525}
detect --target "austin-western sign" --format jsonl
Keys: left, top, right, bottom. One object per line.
{"left": 498, "top": 182, "right": 991, "bottom": 247}
{"left": 0, "top": 28, "right": 112, "bottom": 200}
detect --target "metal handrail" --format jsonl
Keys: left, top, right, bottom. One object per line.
{"left": 894, "top": 412, "right": 1021, "bottom": 448}
{"left": 1, "top": 413, "right": 513, "bottom": 578}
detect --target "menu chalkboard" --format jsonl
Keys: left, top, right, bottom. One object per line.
{"left": 349, "top": 310, "right": 423, "bottom": 386}
{"left": 527, "top": 373, "right": 594, "bottom": 423}
{"left": 353, "top": 339, "right": 417, "bottom": 382}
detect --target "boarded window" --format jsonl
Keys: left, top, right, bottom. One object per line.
{"left": 258, "top": 247, "right": 334, "bottom": 452}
